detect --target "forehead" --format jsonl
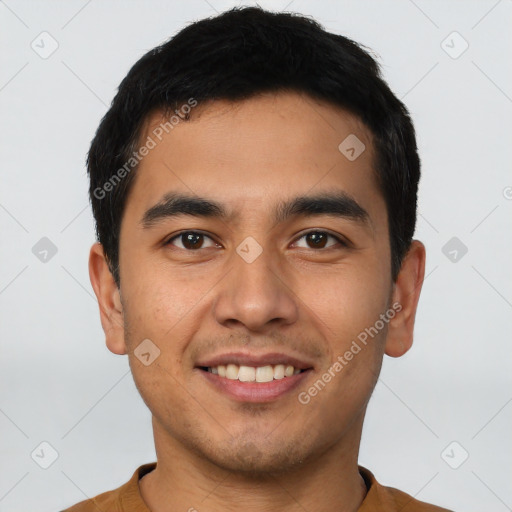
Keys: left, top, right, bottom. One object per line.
{"left": 125, "top": 91, "right": 383, "bottom": 227}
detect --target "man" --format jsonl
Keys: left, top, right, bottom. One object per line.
{"left": 63, "top": 6, "right": 452, "bottom": 511}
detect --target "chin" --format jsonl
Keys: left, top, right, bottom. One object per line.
{"left": 197, "top": 435, "right": 315, "bottom": 476}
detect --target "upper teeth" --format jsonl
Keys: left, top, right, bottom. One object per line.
{"left": 207, "top": 364, "right": 301, "bottom": 382}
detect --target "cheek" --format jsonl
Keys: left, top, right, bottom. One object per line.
{"left": 120, "top": 265, "right": 219, "bottom": 388}
{"left": 121, "top": 274, "right": 200, "bottom": 422}
{"left": 128, "top": 356, "right": 197, "bottom": 437}
{"left": 303, "top": 260, "right": 391, "bottom": 349}
{"left": 122, "top": 260, "right": 211, "bottom": 343}
{"left": 296, "top": 277, "right": 389, "bottom": 431}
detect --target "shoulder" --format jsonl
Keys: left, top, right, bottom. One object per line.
{"left": 61, "top": 487, "right": 121, "bottom": 512}
{"left": 359, "top": 466, "right": 454, "bottom": 512}
{"left": 60, "top": 463, "right": 156, "bottom": 512}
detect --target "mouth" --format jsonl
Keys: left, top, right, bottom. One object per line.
{"left": 200, "top": 363, "right": 307, "bottom": 381}
{"left": 195, "top": 352, "right": 314, "bottom": 402}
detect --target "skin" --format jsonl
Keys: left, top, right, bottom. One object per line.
{"left": 89, "top": 91, "right": 425, "bottom": 512}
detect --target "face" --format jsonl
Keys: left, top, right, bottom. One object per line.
{"left": 90, "top": 91, "right": 424, "bottom": 475}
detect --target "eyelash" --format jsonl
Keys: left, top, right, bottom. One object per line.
{"left": 164, "top": 230, "right": 348, "bottom": 251}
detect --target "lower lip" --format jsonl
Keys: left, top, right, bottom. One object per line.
{"left": 198, "top": 369, "right": 312, "bottom": 402}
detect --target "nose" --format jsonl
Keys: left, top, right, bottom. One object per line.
{"left": 213, "top": 245, "right": 299, "bottom": 332}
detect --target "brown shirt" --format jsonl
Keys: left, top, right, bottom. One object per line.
{"left": 62, "top": 463, "right": 453, "bottom": 511}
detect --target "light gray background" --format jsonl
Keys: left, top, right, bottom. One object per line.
{"left": 1, "top": 1, "right": 511, "bottom": 511}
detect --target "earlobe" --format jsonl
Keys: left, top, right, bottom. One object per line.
{"left": 88, "top": 242, "right": 127, "bottom": 355}
{"left": 384, "top": 240, "right": 426, "bottom": 358}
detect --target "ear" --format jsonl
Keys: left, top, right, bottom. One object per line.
{"left": 88, "top": 242, "right": 127, "bottom": 355}
{"left": 385, "top": 240, "right": 426, "bottom": 358}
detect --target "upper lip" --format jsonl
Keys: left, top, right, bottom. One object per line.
{"left": 196, "top": 351, "right": 315, "bottom": 370}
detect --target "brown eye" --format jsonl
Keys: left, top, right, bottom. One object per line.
{"left": 166, "top": 231, "right": 217, "bottom": 250}
{"left": 306, "top": 232, "right": 328, "bottom": 248}
{"left": 294, "top": 231, "right": 345, "bottom": 250}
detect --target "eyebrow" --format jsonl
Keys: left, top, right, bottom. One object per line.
{"left": 141, "top": 191, "right": 371, "bottom": 229}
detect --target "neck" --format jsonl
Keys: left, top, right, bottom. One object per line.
{"left": 140, "top": 414, "right": 368, "bottom": 512}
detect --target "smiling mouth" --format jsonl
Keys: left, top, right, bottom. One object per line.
{"left": 199, "top": 364, "right": 309, "bottom": 383}
{"left": 195, "top": 351, "right": 315, "bottom": 402}
{"left": 196, "top": 357, "right": 314, "bottom": 402}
